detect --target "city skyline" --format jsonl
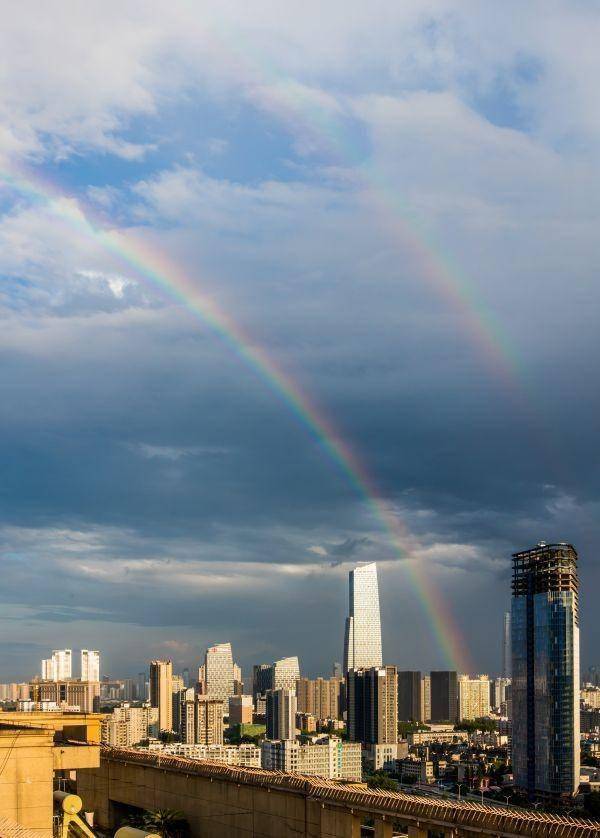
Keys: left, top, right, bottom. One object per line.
{"left": 1, "top": 2, "right": 600, "bottom": 681}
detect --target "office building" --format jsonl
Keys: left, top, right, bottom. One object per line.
{"left": 266, "top": 688, "right": 297, "bottom": 741}
{"left": 430, "top": 671, "right": 458, "bottom": 723}
{"left": 229, "top": 694, "right": 253, "bottom": 725}
{"left": 201, "top": 643, "right": 236, "bottom": 702}
{"left": 503, "top": 611, "right": 511, "bottom": 678}
{"left": 332, "top": 662, "right": 343, "bottom": 678}
{"left": 180, "top": 694, "right": 225, "bottom": 745}
{"left": 343, "top": 562, "right": 382, "bottom": 672}
{"left": 347, "top": 666, "right": 397, "bottom": 745}
{"left": 398, "top": 671, "right": 422, "bottom": 722}
{"left": 457, "top": 675, "right": 490, "bottom": 720}
{"left": 295, "top": 677, "right": 343, "bottom": 720}
{"left": 149, "top": 659, "right": 173, "bottom": 732}
{"left": 30, "top": 680, "right": 99, "bottom": 712}
{"left": 252, "top": 664, "right": 272, "bottom": 703}
{"left": 261, "top": 737, "right": 362, "bottom": 781}
{"left": 271, "top": 657, "right": 300, "bottom": 692}
{"left": 512, "top": 542, "right": 580, "bottom": 801}
{"left": 81, "top": 650, "right": 100, "bottom": 682}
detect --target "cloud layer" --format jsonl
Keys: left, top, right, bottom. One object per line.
{"left": 1, "top": 1, "right": 599, "bottom": 680}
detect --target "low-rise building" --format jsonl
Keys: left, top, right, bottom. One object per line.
{"left": 261, "top": 737, "right": 361, "bottom": 781}
{"left": 407, "top": 729, "right": 469, "bottom": 746}
{"left": 364, "top": 742, "right": 409, "bottom": 771}
{"left": 145, "top": 742, "right": 261, "bottom": 767}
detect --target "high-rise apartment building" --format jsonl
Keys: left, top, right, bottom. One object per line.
{"left": 347, "top": 666, "right": 397, "bottom": 745}
{"left": 503, "top": 611, "right": 511, "bottom": 678}
{"left": 101, "top": 705, "right": 156, "bottom": 747}
{"left": 266, "top": 689, "right": 297, "bottom": 741}
{"left": 149, "top": 659, "right": 173, "bottom": 732}
{"left": 43, "top": 650, "right": 72, "bottom": 681}
{"left": 180, "top": 694, "right": 225, "bottom": 745}
{"left": 430, "top": 671, "right": 458, "bottom": 723}
{"left": 511, "top": 542, "right": 580, "bottom": 801}
{"left": 81, "top": 650, "right": 100, "bottom": 682}
{"left": 457, "top": 675, "right": 490, "bottom": 720}
{"left": 343, "top": 563, "right": 382, "bottom": 672}
{"left": 295, "top": 677, "right": 343, "bottom": 720}
{"left": 398, "top": 671, "right": 422, "bottom": 722}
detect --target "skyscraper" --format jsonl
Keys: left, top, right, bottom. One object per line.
{"left": 81, "top": 650, "right": 100, "bottom": 681}
{"left": 430, "top": 671, "right": 458, "bottom": 723}
{"left": 203, "top": 643, "right": 235, "bottom": 701}
{"left": 343, "top": 562, "right": 382, "bottom": 673}
{"left": 511, "top": 542, "right": 580, "bottom": 801}
{"left": 45, "top": 649, "right": 71, "bottom": 681}
{"left": 398, "top": 671, "right": 422, "bottom": 722}
{"left": 502, "top": 611, "right": 511, "bottom": 678}
{"left": 271, "top": 656, "right": 300, "bottom": 692}
{"left": 149, "top": 659, "right": 173, "bottom": 732}
{"left": 266, "top": 689, "right": 297, "bottom": 741}
{"left": 347, "top": 666, "right": 397, "bottom": 745}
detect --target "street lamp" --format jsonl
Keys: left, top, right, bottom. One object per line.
{"left": 457, "top": 783, "right": 464, "bottom": 802}
{"left": 503, "top": 795, "right": 511, "bottom": 807}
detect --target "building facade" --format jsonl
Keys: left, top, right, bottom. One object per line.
{"left": 266, "top": 688, "right": 297, "bottom": 741}
{"left": 347, "top": 666, "right": 397, "bottom": 745}
{"left": 430, "top": 671, "right": 458, "bottom": 724}
{"left": 457, "top": 675, "right": 490, "bottom": 721}
{"left": 229, "top": 694, "right": 253, "bottom": 725}
{"left": 271, "top": 657, "right": 300, "bottom": 692}
{"left": 30, "top": 680, "right": 99, "bottom": 713}
{"left": 201, "top": 643, "right": 236, "bottom": 702}
{"left": 101, "top": 705, "right": 156, "bottom": 747}
{"left": 148, "top": 742, "right": 261, "bottom": 767}
{"left": 503, "top": 611, "right": 512, "bottom": 679}
{"left": 81, "top": 650, "right": 100, "bottom": 682}
{"left": 149, "top": 659, "right": 173, "bottom": 732}
{"left": 260, "top": 738, "right": 362, "bottom": 781}
{"left": 398, "top": 671, "right": 422, "bottom": 722}
{"left": 296, "top": 677, "right": 343, "bottom": 720}
{"left": 511, "top": 542, "right": 580, "bottom": 801}
{"left": 180, "top": 695, "right": 225, "bottom": 745}
{"left": 343, "top": 563, "right": 382, "bottom": 672}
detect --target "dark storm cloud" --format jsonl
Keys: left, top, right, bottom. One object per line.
{"left": 2, "top": 1, "right": 600, "bottom": 680}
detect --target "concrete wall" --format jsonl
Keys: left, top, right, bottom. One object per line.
{"left": 0, "top": 729, "right": 55, "bottom": 838}
{"left": 77, "top": 749, "right": 600, "bottom": 838}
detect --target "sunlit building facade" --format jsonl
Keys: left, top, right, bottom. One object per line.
{"left": 343, "top": 562, "right": 382, "bottom": 673}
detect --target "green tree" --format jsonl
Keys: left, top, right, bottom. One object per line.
{"left": 366, "top": 772, "right": 398, "bottom": 791}
{"left": 143, "top": 809, "right": 189, "bottom": 838}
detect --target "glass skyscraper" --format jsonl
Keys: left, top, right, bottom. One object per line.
{"left": 511, "top": 542, "right": 580, "bottom": 801}
{"left": 343, "top": 562, "right": 383, "bottom": 673}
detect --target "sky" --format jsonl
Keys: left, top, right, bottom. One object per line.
{"left": 1, "top": 0, "right": 599, "bottom": 682}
